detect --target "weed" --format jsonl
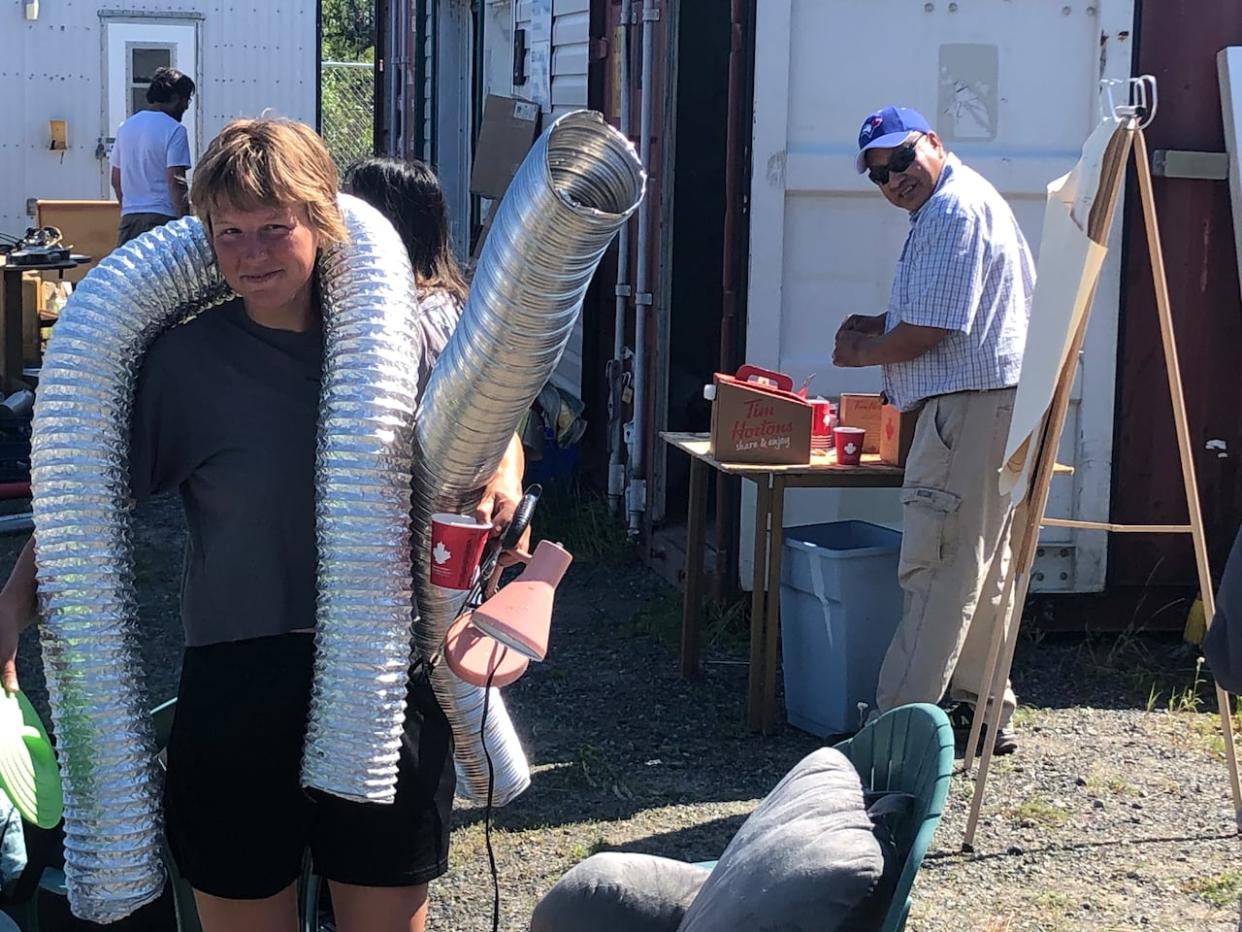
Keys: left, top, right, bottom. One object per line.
{"left": 702, "top": 596, "right": 750, "bottom": 653}
{"left": 629, "top": 588, "right": 682, "bottom": 647}
{"left": 1166, "top": 657, "right": 1207, "bottom": 713}
{"left": 1083, "top": 764, "right": 1137, "bottom": 797}
{"left": 575, "top": 743, "right": 607, "bottom": 788}
{"left": 1009, "top": 706, "right": 1038, "bottom": 727}
{"left": 1011, "top": 796, "right": 1069, "bottom": 827}
{"left": 1182, "top": 869, "right": 1242, "bottom": 908}
{"left": 532, "top": 480, "right": 635, "bottom": 565}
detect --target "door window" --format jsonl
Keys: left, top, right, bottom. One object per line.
{"left": 127, "top": 45, "right": 175, "bottom": 115}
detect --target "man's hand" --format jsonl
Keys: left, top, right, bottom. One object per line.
{"left": 475, "top": 433, "right": 531, "bottom": 564}
{"left": 833, "top": 330, "right": 871, "bottom": 368}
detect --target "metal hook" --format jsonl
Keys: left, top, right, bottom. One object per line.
{"left": 1100, "top": 75, "right": 1159, "bottom": 128}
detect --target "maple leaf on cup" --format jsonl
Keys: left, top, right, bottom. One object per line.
{"left": 433, "top": 541, "right": 453, "bottom": 565}
{"left": 845, "top": 442, "right": 858, "bottom": 456}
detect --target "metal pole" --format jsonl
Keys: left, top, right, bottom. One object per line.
{"left": 607, "top": 0, "right": 634, "bottom": 517}
{"left": 627, "top": 0, "right": 659, "bottom": 536}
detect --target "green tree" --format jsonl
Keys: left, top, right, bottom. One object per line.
{"left": 322, "top": 0, "right": 375, "bottom": 62}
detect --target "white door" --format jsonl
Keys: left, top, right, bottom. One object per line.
{"left": 744, "top": 0, "right": 1137, "bottom": 593}
{"left": 102, "top": 20, "right": 199, "bottom": 196}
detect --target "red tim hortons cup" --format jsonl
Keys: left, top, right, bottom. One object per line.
{"left": 834, "top": 426, "right": 866, "bottom": 466}
{"left": 810, "top": 398, "right": 833, "bottom": 451}
{"left": 430, "top": 513, "right": 493, "bottom": 590}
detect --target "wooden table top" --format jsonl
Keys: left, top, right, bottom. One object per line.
{"left": 660, "top": 431, "right": 905, "bottom": 480}
{"left": 661, "top": 431, "right": 1073, "bottom": 483}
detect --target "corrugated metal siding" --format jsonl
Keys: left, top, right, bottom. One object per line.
{"left": 0, "top": 2, "right": 316, "bottom": 237}
{"left": 547, "top": 0, "right": 591, "bottom": 395}
{"left": 1111, "top": 0, "right": 1242, "bottom": 588}
{"left": 549, "top": 0, "right": 589, "bottom": 116}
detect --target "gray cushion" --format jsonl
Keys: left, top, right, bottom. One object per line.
{"left": 530, "top": 852, "right": 711, "bottom": 932}
{"left": 675, "top": 747, "right": 888, "bottom": 932}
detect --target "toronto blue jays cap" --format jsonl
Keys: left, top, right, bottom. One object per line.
{"left": 855, "top": 106, "right": 932, "bottom": 173}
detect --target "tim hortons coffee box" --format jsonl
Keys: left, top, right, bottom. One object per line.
{"left": 709, "top": 374, "right": 812, "bottom": 465}
{"left": 879, "top": 403, "right": 917, "bottom": 467}
{"left": 838, "top": 393, "right": 883, "bottom": 454}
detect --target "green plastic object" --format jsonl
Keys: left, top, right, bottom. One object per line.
{"left": 0, "top": 690, "right": 62, "bottom": 829}
{"left": 833, "top": 703, "right": 954, "bottom": 932}
{"left": 688, "top": 704, "right": 953, "bottom": 932}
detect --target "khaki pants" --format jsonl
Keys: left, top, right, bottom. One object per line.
{"left": 876, "top": 388, "right": 1025, "bottom": 728}
{"left": 117, "top": 212, "right": 175, "bottom": 247}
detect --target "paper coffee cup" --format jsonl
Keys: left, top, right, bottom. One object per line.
{"left": 811, "top": 398, "right": 834, "bottom": 450}
{"left": 430, "top": 513, "right": 492, "bottom": 590}
{"left": 834, "top": 426, "right": 865, "bottom": 466}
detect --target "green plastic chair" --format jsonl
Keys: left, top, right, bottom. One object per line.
{"left": 692, "top": 703, "right": 953, "bottom": 932}
{"left": 834, "top": 703, "right": 954, "bottom": 932}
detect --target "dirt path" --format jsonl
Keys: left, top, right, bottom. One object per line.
{"left": 5, "top": 498, "right": 1241, "bottom": 931}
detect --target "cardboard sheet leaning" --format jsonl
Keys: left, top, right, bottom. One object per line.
{"left": 999, "top": 118, "right": 1113, "bottom": 502}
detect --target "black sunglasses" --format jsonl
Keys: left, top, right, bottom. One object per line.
{"left": 867, "top": 134, "right": 924, "bottom": 186}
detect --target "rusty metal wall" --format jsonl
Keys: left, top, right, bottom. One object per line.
{"left": 1111, "top": 0, "right": 1242, "bottom": 588}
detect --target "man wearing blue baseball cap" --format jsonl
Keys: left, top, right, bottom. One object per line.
{"left": 833, "top": 105, "right": 1035, "bottom": 756}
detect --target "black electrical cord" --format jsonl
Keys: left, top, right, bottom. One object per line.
{"left": 481, "top": 662, "right": 500, "bottom": 932}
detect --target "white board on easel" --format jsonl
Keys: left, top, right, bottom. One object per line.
{"left": 1218, "top": 48, "right": 1242, "bottom": 305}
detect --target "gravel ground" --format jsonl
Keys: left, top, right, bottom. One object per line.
{"left": 5, "top": 494, "right": 1242, "bottom": 932}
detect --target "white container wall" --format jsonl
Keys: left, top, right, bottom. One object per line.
{"left": 742, "top": 0, "right": 1137, "bottom": 594}
{"left": 0, "top": 1, "right": 317, "bottom": 237}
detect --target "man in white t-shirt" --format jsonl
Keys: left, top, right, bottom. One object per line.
{"left": 110, "top": 66, "right": 196, "bottom": 246}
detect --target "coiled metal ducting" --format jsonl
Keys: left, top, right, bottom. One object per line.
{"left": 410, "top": 109, "right": 645, "bottom": 805}
{"left": 30, "top": 194, "right": 424, "bottom": 920}
{"left": 301, "top": 196, "right": 424, "bottom": 803}
{"left": 31, "top": 220, "right": 228, "bottom": 924}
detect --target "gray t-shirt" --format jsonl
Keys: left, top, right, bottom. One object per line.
{"left": 130, "top": 290, "right": 461, "bottom": 647}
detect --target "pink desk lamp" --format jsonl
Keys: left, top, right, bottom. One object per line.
{"left": 445, "top": 539, "right": 572, "bottom": 688}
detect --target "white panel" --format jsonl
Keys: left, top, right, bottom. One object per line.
{"left": 743, "top": 0, "right": 1136, "bottom": 593}
{"left": 546, "top": 0, "right": 591, "bottom": 395}
{"left": 1220, "top": 48, "right": 1242, "bottom": 309}
{"left": 0, "top": 2, "right": 316, "bottom": 236}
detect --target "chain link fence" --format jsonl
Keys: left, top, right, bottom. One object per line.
{"left": 321, "top": 60, "right": 375, "bottom": 172}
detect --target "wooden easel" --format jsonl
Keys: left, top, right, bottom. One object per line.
{"left": 962, "top": 77, "right": 1242, "bottom": 850}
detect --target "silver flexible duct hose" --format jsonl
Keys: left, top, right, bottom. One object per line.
{"left": 301, "top": 197, "right": 423, "bottom": 803}
{"left": 31, "top": 220, "right": 228, "bottom": 924}
{"left": 31, "top": 195, "right": 422, "bottom": 920}
{"left": 411, "top": 110, "right": 645, "bottom": 805}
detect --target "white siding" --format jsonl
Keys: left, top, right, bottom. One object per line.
{"left": 494, "top": 0, "right": 589, "bottom": 396}
{"left": 0, "top": 2, "right": 316, "bottom": 235}
{"left": 549, "top": 0, "right": 589, "bottom": 116}
{"left": 547, "top": 0, "right": 590, "bottom": 395}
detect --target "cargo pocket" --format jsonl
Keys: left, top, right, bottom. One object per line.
{"left": 899, "top": 486, "right": 962, "bottom": 575}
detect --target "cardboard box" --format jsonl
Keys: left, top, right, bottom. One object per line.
{"left": 35, "top": 199, "right": 121, "bottom": 284}
{"left": 838, "top": 393, "right": 883, "bottom": 454}
{"left": 469, "top": 95, "right": 542, "bottom": 199}
{"left": 709, "top": 366, "right": 812, "bottom": 465}
{"left": 879, "top": 403, "right": 917, "bottom": 467}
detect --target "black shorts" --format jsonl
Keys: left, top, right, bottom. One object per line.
{"left": 164, "top": 633, "right": 456, "bottom": 899}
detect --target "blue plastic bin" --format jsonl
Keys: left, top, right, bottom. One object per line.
{"left": 779, "top": 521, "right": 903, "bottom": 737}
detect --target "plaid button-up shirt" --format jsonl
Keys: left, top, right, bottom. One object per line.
{"left": 882, "top": 154, "right": 1035, "bottom": 412}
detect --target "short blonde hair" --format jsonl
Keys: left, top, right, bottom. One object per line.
{"left": 190, "top": 118, "right": 347, "bottom": 245}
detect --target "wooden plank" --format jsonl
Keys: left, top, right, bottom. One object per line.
{"left": 680, "top": 457, "right": 709, "bottom": 679}
{"left": 746, "top": 477, "right": 771, "bottom": 732}
{"left": 1041, "top": 518, "right": 1193, "bottom": 533}
{"left": 762, "top": 476, "right": 786, "bottom": 734}
{"left": 1134, "top": 129, "right": 1242, "bottom": 814}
